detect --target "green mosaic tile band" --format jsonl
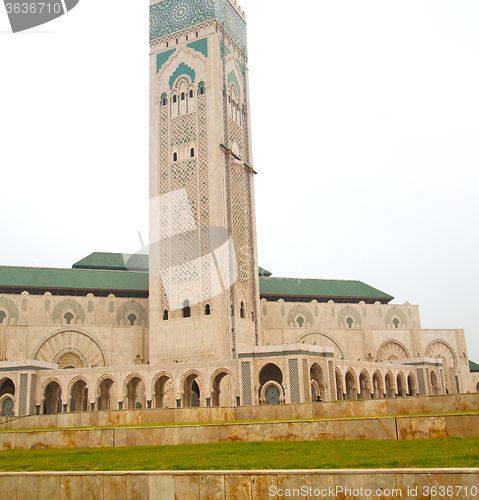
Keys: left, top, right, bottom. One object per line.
{"left": 150, "top": 0, "right": 247, "bottom": 55}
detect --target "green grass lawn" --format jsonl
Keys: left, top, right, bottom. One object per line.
{"left": 0, "top": 438, "right": 478, "bottom": 472}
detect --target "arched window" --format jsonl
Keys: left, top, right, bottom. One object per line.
{"left": 162, "top": 98, "right": 167, "bottom": 106}
{"left": 0, "top": 311, "right": 6, "bottom": 324}
{"left": 173, "top": 152, "right": 178, "bottom": 162}
{"left": 240, "top": 301, "right": 245, "bottom": 319}
{"left": 393, "top": 318, "right": 400, "bottom": 329}
{"left": 190, "top": 148, "right": 195, "bottom": 157}
{"left": 296, "top": 316, "right": 304, "bottom": 327}
{"left": 346, "top": 317, "right": 354, "bottom": 329}
{"left": 181, "top": 92, "right": 185, "bottom": 101}
{"left": 189, "top": 90, "right": 193, "bottom": 98}
{"left": 205, "top": 304, "right": 211, "bottom": 316}
{"left": 163, "top": 310, "right": 169, "bottom": 320}
{"left": 127, "top": 313, "right": 137, "bottom": 326}
{"left": 198, "top": 82, "right": 205, "bottom": 95}
{"left": 182, "top": 300, "right": 190, "bottom": 318}
{"left": 64, "top": 312, "right": 73, "bottom": 325}
{"left": 173, "top": 95, "right": 177, "bottom": 103}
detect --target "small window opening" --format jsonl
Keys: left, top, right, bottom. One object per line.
{"left": 196, "top": 31, "right": 198, "bottom": 37}
{"left": 182, "top": 300, "right": 190, "bottom": 318}
{"left": 0, "top": 311, "right": 6, "bottom": 324}
{"left": 228, "top": 95, "right": 231, "bottom": 103}
{"left": 176, "top": 38, "right": 178, "bottom": 44}
{"left": 127, "top": 313, "right": 137, "bottom": 326}
{"left": 173, "top": 152, "right": 178, "bottom": 162}
{"left": 240, "top": 301, "right": 245, "bottom": 319}
{"left": 189, "top": 90, "right": 193, "bottom": 98}
{"left": 186, "top": 34, "right": 188, "bottom": 41}
{"left": 162, "top": 98, "right": 167, "bottom": 106}
{"left": 393, "top": 318, "right": 400, "bottom": 329}
{"left": 190, "top": 148, "right": 195, "bottom": 157}
{"left": 163, "top": 310, "right": 169, "bottom": 320}
{"left": 296, "top": 316, "right": 304, "bottom": 327}
{"left": 205, "top": 304, "right": 211, "bottom": 316}
{"left": 346, "top": 317, "right": 354, "bottom": 329}
{"left": 200, "top": 86, "right": 205, "bottom": 95}
{"left": 64, "top": 312, "right": 74, "bottom": 325}
{"left": 173, "top": 95, "right": 177, "bottom": 103}
{"left": 166, "top": 41, "right": 169, "bottom": 48}
{"left": 181, "top": 92, "right": 185, "bottom": 100}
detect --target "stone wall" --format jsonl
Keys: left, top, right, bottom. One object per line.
{"left": 1, "top": 412, "right": 479, "bottom": 451}
{"left": 2, "top": 392, "right": 477, "bottom": 430}
{"left": 0, "top": 469, "right": 478, "bottom": 499}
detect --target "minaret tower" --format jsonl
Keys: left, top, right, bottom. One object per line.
{"left": 149, "top": 0, "right": 260, "bottom": 363}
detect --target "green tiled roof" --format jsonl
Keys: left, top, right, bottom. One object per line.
{"left": 258, "top": 277, "right": 393, "bottom": 302}
{"left": 258, "top": 267, "right": 272, "bottom": 277}
{"left": 469, "top": 360, "right": 479, "bottom": 372}
{"left": 73, "top": 252, "right": 148, "bottom": 271}
{"left": 0, "top": 266, "right": 149, "bottom": 293}
{"left": 1, "top": 253, "right": 393, "bottom": 302}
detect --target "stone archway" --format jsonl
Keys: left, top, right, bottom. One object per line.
{"left": 310, "top": 363, "right": 325, "bottom": 401}
{"left": 210, "top": 369, "right": 232, "bottom": 407}
{"left": 125, "top": 375, "right": 146, "bottom": 410}
{"left": 69, "top": 378, "right": 88, "bottom": 412}
{"left": 335, "top": 369, "right": 343, "bottom": 401}
{"left": 372, "top": 372, "right": 383, "bottom": 399}
{"left": 397, "top": 372, "right": 407, "bottom": 397}
{"left": 345, "top": 370, "right": 357, "bottom": 400}
{"left": 430, "top": 370, "right": 440, "bottom": 395}
{"left": 407, "top": 373, "right": 417, "bottom": 396}
{"left": 97, "top": 376, "right": 117, "bottom": 411}
{"left": 258, "top": 363, "right": 284, "bottom": 405}
{"left": 44, "top": 380, "right": 62, "bottom": 414}
{"left": 153, "top": 373, "right": 174, "bottom": 408}
{"left": 385, "top": 372, "right": 395, "bottom": 398}
{"left": 0, "top": 377, "right": 15, "bottom": 398}
{"left": 182, "top": 371, "right": 203, "bottom": 408}
{"left": 359, "top": 371, "right": 371, "bottom": 399}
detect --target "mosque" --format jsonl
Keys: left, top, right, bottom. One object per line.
{"left": 0, "top": 0, "right": 476, "bottom": 417}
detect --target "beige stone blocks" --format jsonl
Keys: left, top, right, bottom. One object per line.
{"left": 1, "top": 471, "right": 479, "bottom": 499}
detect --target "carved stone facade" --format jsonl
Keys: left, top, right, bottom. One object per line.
{"left": 0, "top": 0, "right": 475, "bottom": 417}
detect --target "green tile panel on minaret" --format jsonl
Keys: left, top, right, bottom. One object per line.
{"left": 149, "top": 0, "right": 247, "bottom": 55}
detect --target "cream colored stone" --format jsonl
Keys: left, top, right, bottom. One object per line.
{"left": 103, "top": 475, "right": 127, "bottom": 500}
{"left": 174, "top": 475, "right": 200, "bottom": 500}
{"left": 199, "top": 474, "right": 225, "bottom": 500}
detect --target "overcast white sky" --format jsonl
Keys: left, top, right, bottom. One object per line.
{"left": 1, "top": 2, "right": 478, "bottom": 362}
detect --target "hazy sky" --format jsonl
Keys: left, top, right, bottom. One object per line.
{"left": 1, "top": 2, "right": 478, "bottom": 361}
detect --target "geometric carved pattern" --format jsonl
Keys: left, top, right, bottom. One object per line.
{"left": 54, "top": 349, "right": 87, "bottom": 369}
{"left": 377, "top": 341, "right": 410, "bottom": 362}
{"left": 18, "top": 374, "right": 28, "bottom": 416}
{"left": 297, "top": 331, "right": 346, "bottom": 359}
{"left": 337, "top": 306, "right": 362, "bottom": 328}
{"left": 52, "top": 299, "right": 85, "bottom": 324}
{"left": 0, "top": 297, "right": 18, "bottom": 324}
{"left": 116, "top": 301, "right": 148, "bottom": 326}
{"left": 241, "top": 361, "right": 252, "bottom": 406}
{"left": 384, "top": 307, "right": 408, "bottom": 328}
{"left": 149, "top": 0, "right": 247, "bottom": 56}
{"left": 425, "top": 340, "right": 457, "bottom": 370}
{"left": 287, "top": 305, "right": 313, "bottom": 327}
{"left": 32, "top": 328, "right": 108, "bottom": 366}
{"left": 288, "top": 359, "right": 300, "bottom": 404}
